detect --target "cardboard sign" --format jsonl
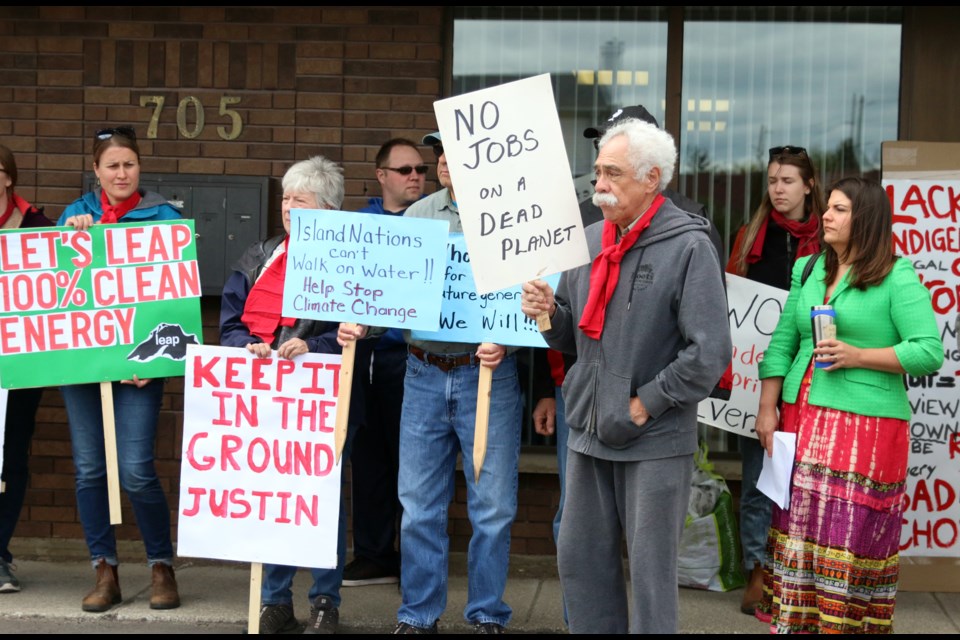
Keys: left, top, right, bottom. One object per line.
{"left": 433, "top": 73, "right": 589, "bottom": 294}
{"left": 698, "top": 275, "right": 788, "bottom": 438}
{"left": 282, "top": 210, "right": 449, "bottom": 331}
{"left": 410, "top": 234, "right": 558, "bottom": 348}
{"left": 884, "top": 170, "right": 960, "bottom": 557}
{"left": 177, "top": 345, "right": 342, "bottom": 568}
{"left": 0, "top": 221, "right": 202, "bottom": 388}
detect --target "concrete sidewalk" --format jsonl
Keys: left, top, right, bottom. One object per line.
{"left": 1, "top": 554, "right": 958, "bottom": 634}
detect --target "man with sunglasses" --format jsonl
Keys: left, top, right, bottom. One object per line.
{"left": 343, "top": 139, "right": 430, "bottom": 589}
{"left": 339, "top": 132, "right": 522, "bottom": 633}
{"left": 360, "top": 138, "right": 429, "bottom": 218}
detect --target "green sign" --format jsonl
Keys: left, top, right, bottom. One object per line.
{"left": 0, "top": 220, "right": 203, "bottom": 388}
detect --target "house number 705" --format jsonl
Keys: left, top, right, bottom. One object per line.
{"left": 139, "top": 95, "right": 244, "bottom": 141}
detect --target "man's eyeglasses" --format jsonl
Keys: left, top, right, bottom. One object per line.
{"left": 768, "top": 145, "right": 807, "bottom": 161}
{"left": 382, "top": 165, "right": 428, "bottom": 176}
{"left": 432, "top": 144, "right": 444, "bottom": 159}
{"left": 96, "top": 126, "right": 137, "bottom": 141}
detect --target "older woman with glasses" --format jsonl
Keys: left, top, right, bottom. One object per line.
{"left": 57, "top": 126, "right": 181, "bottom": 613}
{"left": 727, "top": 145, "right": 824, "bottom": 616}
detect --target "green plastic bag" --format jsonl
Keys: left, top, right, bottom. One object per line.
{"left": 677, "top": 442, "right": 746, "bottom": 592}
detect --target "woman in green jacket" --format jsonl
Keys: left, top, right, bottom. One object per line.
{"left": 754, "top": 177, "right": 942, "bottom": 633}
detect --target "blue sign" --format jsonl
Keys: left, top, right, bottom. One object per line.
{"left": 411, "top": 234, "right": 559, "bottom": 347}
{"left": 282, "top": 210, "right": 449, "bottom": 331}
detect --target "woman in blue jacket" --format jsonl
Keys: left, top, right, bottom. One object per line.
{"left": 755, "top": 178, "right": 942, "bottom": 633}
{"left": 58, "top": 127, "right": 181, "bottom": 613}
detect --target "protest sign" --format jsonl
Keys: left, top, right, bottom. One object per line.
{"left": 282, "top": 210, "right": 449, "bottom": 332}
{"left": 433, "top": 73, "right": 589, "bottom": 294}
{"left": 178, "top": 344, "right": 342, "bottom": 568}
{"left": 883, "top": 173, "right": 960, "bottom": 558}
{"left": 0, "top": 221, "right": 202, "bottom": 388}
{"left": 698, "top": 275, "right": 788, "bottom": 438}
{"left": 410, "top": 234, "right": 559, "bottom": 348}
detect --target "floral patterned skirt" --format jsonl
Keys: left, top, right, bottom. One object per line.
{"left": 758, "top": 373, "right": 908, "bottom": 634}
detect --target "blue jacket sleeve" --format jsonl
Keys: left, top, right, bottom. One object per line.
{"left": 219, "top": 271, "right": 259, "bottom": 348}
{"left": 308, "top": 329, "right": 342, "bottom": 355}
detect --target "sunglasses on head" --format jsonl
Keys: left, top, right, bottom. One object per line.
{"left": 768, "top": 145, "right": 806, "bottom": 161}
{"left": 96, "top": 126, "right": 137, "bottom": 142}
{"left": 382, "top": 165, "right": 428, "bottom": 176}
{"left": 432, "top": 144, "right": 444, "bottom": 159}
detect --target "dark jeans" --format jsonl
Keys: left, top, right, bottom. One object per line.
{"left": 350, "top": 345, "right": 405, "bottom": 573}
{"left": 1, "top": 388, "right": 44, "bottom": 563}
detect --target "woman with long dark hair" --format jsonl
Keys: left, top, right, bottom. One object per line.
{"left": 58, "top": 127, "right": 181, "bottom": 613}
{"left": 755, "top": 177, "right": 942, "bottom": 633}
{"left": 727, "top": 146, "right": 823, "bottom": 615}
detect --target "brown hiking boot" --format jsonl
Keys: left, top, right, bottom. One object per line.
{"left": 740, "top": 564, "right": 765, "bottom": 615}
{"left": 81, "top": 559, "right": 121, "bottom": 612}
{"left": 150, "top": 563, "right": 181, "bottom": 610}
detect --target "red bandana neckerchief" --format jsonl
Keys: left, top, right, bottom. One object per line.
{"left": 1, "top": 193, "right": 35, "bottom": 228}
{"left": 578, "top": 193, "right": 665, "bottom": 340}
{"left": 746, "top": 209, "right": 820, "bottom": 265}
{"left": 240, "top": 236, "right": 296, "bottom": 345}
{"left": 99, "top": 189, "right": 142, "bottom": 225}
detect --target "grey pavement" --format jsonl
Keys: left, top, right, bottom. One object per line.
{"left": 1, "top": 553, "right": 958, "bottom": 634}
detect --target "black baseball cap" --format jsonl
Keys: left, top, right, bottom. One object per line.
{"left": 583, "top": 105, "right": 659, "bottom": 139}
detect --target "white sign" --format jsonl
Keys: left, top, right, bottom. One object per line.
{"left": 433, "top": 73, "right": 590, "bottom": 294}
{"left": 698, "top": 275, "right": 788, "bottom": 438}
{"left": 885, "top": 179, "right": 960, "bottom": 557}
{"left": 178, "top": 345, "right": 342, "bottom": 568}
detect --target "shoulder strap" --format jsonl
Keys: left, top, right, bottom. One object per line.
{"left": 800, "top": 253, "right": 820, "bottom": 286}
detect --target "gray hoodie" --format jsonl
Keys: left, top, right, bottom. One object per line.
{"left": 543, "top": 198, "right": 732, "bottom": 462}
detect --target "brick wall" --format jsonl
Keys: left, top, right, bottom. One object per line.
{"left": 1, "top": 7, "right": 564, "bottom": 559}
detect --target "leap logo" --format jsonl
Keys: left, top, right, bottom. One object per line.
{"left": 127, "top": 323, "right": 200, "bottom": 362}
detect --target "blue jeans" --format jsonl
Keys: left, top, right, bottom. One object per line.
{"left": 397, "top": 353, "right": 521, "bottom": 628}
{"left": 62, "top": 380, "right": 173, "bottom": 566}
{"left": 261, "top": 407, "right": 360, "bottom": 608}
{"left": 739, "top": 435, "right": 772, "bottom": 570}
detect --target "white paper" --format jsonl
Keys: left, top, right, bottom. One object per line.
{"left": 757, "top": 432, "right": 796, "bottom": 510}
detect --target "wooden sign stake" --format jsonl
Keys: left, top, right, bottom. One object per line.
{"left": 248, "top": 562, "right": 263, "bottom": 635}
{"left": 100, "top": 381, "right": 122, "bottom": 525}
{"left": 473, "top": 342, "right": 494, "bottom": 483}
{"left": 334, "top": 324, "right": 358, "bottom": 463}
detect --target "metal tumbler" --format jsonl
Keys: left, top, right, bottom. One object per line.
{"left": 811, "top": 305, "right": 836, "bottom": 369}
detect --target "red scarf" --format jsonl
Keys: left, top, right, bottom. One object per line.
{"left": 99, "top": 189, "right": 142, "bottom": 225}
{"left": 240, "top": 237, "right": 296, "bottom": 345}
{"left": 578, "top": 194, "right": 665, "bottom": 339}
{"left": 0, "top": 193, "right": 29, "bottom": 228}
{"left": 747, "top": 209, "right": 819, "bottom": 265}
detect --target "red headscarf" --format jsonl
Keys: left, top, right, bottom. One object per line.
{"left": 0, "top": 193, "right": 32, "bottom": 228}
{"left": 745, "top": 209, "right": 819, "bottom": 265}
{"left": 578, "top": 194, "right": 665, "bottom": 339}
{"left": 99, "top": 188, "right": 142, "bottom": 225}
{"left": 240, "top": 237, "right": 296, "bottom": 345}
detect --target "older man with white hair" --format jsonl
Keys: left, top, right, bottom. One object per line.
{"left": 522, "top": 119, "right": 731, "bottom": 633}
